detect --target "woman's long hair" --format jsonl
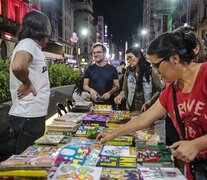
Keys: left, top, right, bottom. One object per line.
{"left": 126, "top": 47, "right": 152, "bottom": 92}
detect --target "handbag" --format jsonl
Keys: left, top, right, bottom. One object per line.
{"left": 172, "top": 82, "right": 207, "bottom": 180}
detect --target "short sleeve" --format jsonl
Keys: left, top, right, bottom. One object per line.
{"left": 84, "top": 66, "right": 91, "bottom": 78}
{"left": 159, "top": 83, "right": 174, "bottom": 109}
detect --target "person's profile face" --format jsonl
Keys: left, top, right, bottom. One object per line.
{"left": 126, "top": 53, "right": 138, "bottom": 68}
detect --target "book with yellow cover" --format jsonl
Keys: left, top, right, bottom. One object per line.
{"left": 0, "top": 170, "right": 47, "bottom": 177}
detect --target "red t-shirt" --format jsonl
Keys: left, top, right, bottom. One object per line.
{"left": 160, "top": 62, "right": 207, "bottom": 179}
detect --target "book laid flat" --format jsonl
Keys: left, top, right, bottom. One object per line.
{"left": 97, "top": 156, "right": 137, "bottom": 168}
{"left": 136, "top": 144, "right": 173, "bottom": 163}
{"left": 48, "top": 164, "right": 102, "bottom": 180}
{"left": 137, "top": 167, "right": 187, "bottom": 180}
{"left": 34, "top": 135, "right": 65, "bottom": 145}
{"left": 104, "top": 135, "right": 133, "bottom": 146}
{"left": 100, "top": 145, "right": 136, "bottom": 157}
{"left": 83, "top": 114, "right": 109, "bottom": 126}
{"left": 93, "top": 104, "right": 112, "bottom": 114}
{"left": 74, "top": 125, "right": 105, "bottom": 138}
{"left": 21, "top": 145, "right": 61, "bottom": 157}
{"left": 0, "top": 155, "right": 54, "bottom": 169}
{"left": 109, "top": 110, "right": 130, "bottom": 121}
{"left": 100, "top": 168, "right": 139, "bottom": 180}
{"left": 53, "top": 112, "right": 87, "bottom": 123}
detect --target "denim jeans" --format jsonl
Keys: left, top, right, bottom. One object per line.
{"left": 10, "top": 115, "right": 46, "bottom": 154}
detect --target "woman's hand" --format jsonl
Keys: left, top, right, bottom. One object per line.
{"left": 171, "top": 140, "right": 199, "bottom": 163}
{"left": 96, "top": 131, "right": 115, "bottom": 144}
{"left": 114, "top": 95, "right": 123, "bottom": 105}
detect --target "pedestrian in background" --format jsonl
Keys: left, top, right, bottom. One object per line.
{"left": 114, "top": 47, "right": 161, "bottom": 111}
{"left": 83, "top": 43, "right": 119, "bottom": 108}
{"left": 9, "top": 11, "right": 52, "bottom": 154}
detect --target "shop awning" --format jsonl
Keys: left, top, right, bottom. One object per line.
{"left": 43, "top": 51, "right": 63, "bottom": 60}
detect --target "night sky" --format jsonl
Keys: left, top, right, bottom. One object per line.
{"left": 93, "top": 0, "right": 144, "bottom": 49}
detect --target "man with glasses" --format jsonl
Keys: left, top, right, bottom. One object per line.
{"left": 83, "top": 43, "right": 119, "bottom": 108}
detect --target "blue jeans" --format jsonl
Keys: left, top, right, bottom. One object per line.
{"left": 10, "top": 115, "right": 46, "bottom": 154}
{"left": 194, "top": 162, "right": 207, "bottom": 180}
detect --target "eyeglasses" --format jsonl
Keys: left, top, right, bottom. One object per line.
{"left": 151, "top": 55, "right": 170, "bottom": 69}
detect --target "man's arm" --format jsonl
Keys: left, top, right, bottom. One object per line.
{"left": 12, "top": 51, "right": 36, "bottom": 98}
{"left": 83, "top": 78, "right": 98, "bottom": 101}
{"left": 107, "top": 79, "right": 119, "bottom": 95}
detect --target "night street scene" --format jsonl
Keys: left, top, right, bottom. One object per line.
{"left": 0, "top": 0, "right": 207, "bottom": 179}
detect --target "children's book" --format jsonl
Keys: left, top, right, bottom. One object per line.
{"left": 21, "top": 145, "right": 61, "bottom": 157}
{"left": 137, "top": 167, "right": 187, "bottom": 180}
{"left": 100, "top": 145, "right": 136, "bottom": 157}
{"left": 105, "top": 135, "right": 133, "bottom": 146}
{"left": 46, "top": 130, "right": 71, "bottom": 136}
{"left": 0, "top": 169, "right": 47, "bottom": 177}
{"left": 97, "top": 156, "right": 137, "bottom": 168}
{"left": 100, "top": 168, "right": 139, "bottom": 180}
{"left": 49, "top": 164, "right": 102, "bottom": 180}
{"left": 74, "top": 125, "right": 105, "bottom": 138}
{"left": 93, "top": 104, "right": 112, "bottom": 114}
{"left": 136, "top": 144, "right": 173, "bottom": 163}
{"left": 83, "top": 114, "right": 109, "bottom": 126}
{"left": 0, "top": 155, "right": 54, "bottom": 169}
{"left": 34, "top": 135, "right": 65, "bottom": 145}
{"left": 54, "top": 145, "right": 90, "bottom": 166}
{"left": 109, "top": 110, "right": 130, "bottom": 121}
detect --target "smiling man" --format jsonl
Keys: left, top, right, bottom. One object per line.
{"left": 83, "top": 43, "right": 119, "bottom": 108}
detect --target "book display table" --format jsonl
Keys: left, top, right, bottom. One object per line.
{"left": 0, "top": 107, "right": 186, "bottom": 180}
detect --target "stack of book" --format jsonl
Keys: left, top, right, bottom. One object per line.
{"left": 72, "top": 101, "right": 93, "bottom": 112}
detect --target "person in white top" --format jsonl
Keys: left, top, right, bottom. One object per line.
{"left": 9, "top": 11, "right": 52, "bottom": 154}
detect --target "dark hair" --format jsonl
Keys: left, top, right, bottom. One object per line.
{"left": 173, "top": 26, "right": 206, "bottom": 63}
{"left": 73, "top": 75, "right": 84, "bottom": 95}
{"left": 126, "top": 47, "right": 152, "bottom": 91}
{"left": 92, "top": 43, "right": 107, "bottom": 53}
{"left": 120, "top": 61, "right": 126, "bottom": 66}
{"left": 147, "top": 32, "right": 197, "bottom": 64}
{"left": 18, "top": 11, "right": 51, "bottom": 41}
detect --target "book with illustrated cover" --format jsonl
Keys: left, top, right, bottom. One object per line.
{"left": 0, "top": 155, "right": 54, "bottom": 169}
{"left": 137, "top": 167, "right": 187, "bottom": 180}
{"left": 46, "top": 130, "right": 71, "bottom": 136}
{"left": 109, "top": 110, "right": 130, "bottom": 121}
{"left": 74, "top": 125, "right": 105, "bottom": 138}
{"left": 54, "top": 145, "right": 91, "bottom": 166}
{"left": 100, "top": 168, "right": 139, "bottom": 179}
{"left": 93, "top": 104, "right": 112, "bottom": 114}
{"left": 105, "top": 135, "right": 133, "bottom": 146}
{"left": 136, "top": 144, "right": 173, "bottom": 163}
{"left": 34, "top": 135, "right": 65, "bottom": 145}
{"left": 97, "top": 156, "right": 137, "bottom": 168}
{"left": 83, "top": 114, "right": 109, "bottom": 126}
{"left": 21, "top": 145, "right": 61, "bottom": 157}
{"left": 100, "top": 145, "right": 136, "bottom": 157}
{"left": 49, "top": 164, "right": 102, "bottom": 180}
{"left": 54, "top": 112, "right": 87, "bottom": 123}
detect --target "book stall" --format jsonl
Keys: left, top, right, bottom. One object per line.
{"left": 0, "top": 104, "right": 187, "bottom": 180}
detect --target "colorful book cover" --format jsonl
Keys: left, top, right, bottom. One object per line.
{"left": 83, "top": 114, "right": 109, "bottom": 126}
{"left": 100, "top": 145, "right": 136, "bottom": 157}
{"left": 0, "top": 155, "right": 54, "bottom": 169}
{"left": 100, "top": 168, "right": 139, "bottom": 179}
{"left": 105, "top": 135, "right": 133, "bottom": 146}
{"left": 97, "top": 156, "right": 137, "bottom": 168}
{"left": 74, "top": 125, "right": 105, "bottom": 137}
{"left": 0, "top": 170, "right": 47, "bottom": 177}
{"left": 46, "top": 130, "right": 71, "bottom": 136}
{"left": 109, "top": 110, "right": 130, "bottom": 121}
{"left": 93, "top": 104, "right": 112, "bottom": 114}
{"left": 136, "top": 144, "right": 173, "bottom": 163}
{"left": 49, "top": 164, "right": 102, "bottom": 180}
{"left": 21, "top": 145, "right": 61, "bottom": 157}
{"left": 54, "top": 145, "right": 91, "bottom": 166}
{"left": 34, "top": 135, "right": 65, "bottom": 145}
{"left": 137, "top": 167, "right": 187, "bottom": 180}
